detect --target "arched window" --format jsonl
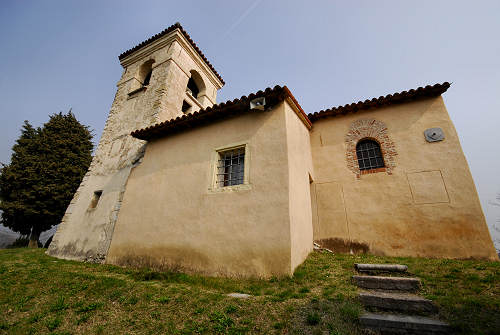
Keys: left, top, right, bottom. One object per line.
{"left": 356, "top": 139, "right": 385, "bottom": 171}
{"left": 186, "top": 70, "right": 206, "bottom": 100}
{"left": 187, "top": 77, "right": 199, "bottom": 98}
{"left": 143, "top": 69, "right": 152, "bottom": 86}
{"left": 139, "top": 60, "right": 154, "bottom": 87}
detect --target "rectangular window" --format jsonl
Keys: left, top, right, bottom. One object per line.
{"left": 217, "top": 147, "right": 245, "bottom": 187}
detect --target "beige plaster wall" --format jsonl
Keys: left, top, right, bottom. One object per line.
{"left": 48, "top": 29, "right": 222, "bottom": 262}
{"left": 284, "top": 103, "right": 314, "bottom": 271}
{"left": 310, "top": 96, "right": 497, "bottom": 260}
{"left": 107, "top": 103, "right": 299, "bottom": 277}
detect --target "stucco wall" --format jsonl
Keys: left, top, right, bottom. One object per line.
{"left": 48, "top": 29, "right": 221, "bottom": 262}
{"left": 284, "top": 103, "right": 314, "bottom": 271}
{"left": 310, "top": 96, "right": 497, "bottom": 260}
{"left": 106, "top": 103, "right": 298, "bottom": 277}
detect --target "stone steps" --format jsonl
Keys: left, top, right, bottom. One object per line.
{"left": 355, "top": 263, "right": 408, "bottom": 274}
{"left": 359, "top": 291, "right": 438, "bottom": 314}
{"left": 354, "top": 263, "right": 450, "bottom": 334}
{"left": 352, "top": 275, "right": 421, "bottom": 292}
{"left": 360, "top": 312, "right": 450, "bottom": 334}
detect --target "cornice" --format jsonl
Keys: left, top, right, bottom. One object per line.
{"left": 119, "top": 33, "right": 177, "bottom": 68}
{"left": 285, "top": 96, "right": 312, "bottom": 130}
{"left": 119, "top": 29, "right": 223, "bottom": 89}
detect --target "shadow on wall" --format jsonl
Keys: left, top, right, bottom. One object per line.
{"left": 315, "top": 238, "right": 369, "bottom": 255}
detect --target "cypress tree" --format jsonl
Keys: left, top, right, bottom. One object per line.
{"left": 0, "top": 112, "right": 93, "bottom": 247}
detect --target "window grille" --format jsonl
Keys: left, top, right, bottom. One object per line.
{"left": 217, "top": 147, "right": 245, "bottom": 187}
{"left": 356, "top": 139, "right": 385, "bottom": 171}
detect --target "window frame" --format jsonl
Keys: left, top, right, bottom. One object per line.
{"left": 128, "top": 59, "right": 155, "bottom": 97}
{"left": 355, "top": 138, "right": 386, "bottom": 173}
{"left": 216, "top": 147, "right": 245, "bottom": 187}
{"left": 208, "top": 142, "right": 251, "bottom": 193}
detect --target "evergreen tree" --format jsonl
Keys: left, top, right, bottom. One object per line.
{"left": 0, "top": 112, "right": 93, "bottom": 247}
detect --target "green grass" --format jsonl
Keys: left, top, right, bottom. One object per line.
{"left": 0, "top": 249, "right": 498, "bottom": 334}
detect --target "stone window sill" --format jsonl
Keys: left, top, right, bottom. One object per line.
{"left": 185, "top": 91, "right": 203, "bottom": 109}
{"left": 360, "top": 167, "right": 386, "bottom": 175}
{"left": 127, "top": 86, "right": 147, "bottom": 98}
{"left": 207, "top": 183, "right": 252, "bottom": 194}
{"left": 357, "top": 167, "right": 388, "bottom": 178}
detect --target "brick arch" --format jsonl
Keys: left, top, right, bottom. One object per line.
{"left": 345, "top": 119, "right": 397, "bottom": 177}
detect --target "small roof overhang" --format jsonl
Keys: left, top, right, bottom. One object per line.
{"left": 131, "top": 85, "right": 310, "bottom": 141}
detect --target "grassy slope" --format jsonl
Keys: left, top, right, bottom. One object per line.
{"left": 0, "top": 249, "right": 498, "bottom": 335}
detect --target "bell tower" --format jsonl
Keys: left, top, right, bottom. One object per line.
{"left": 48, "top": 23, "right": 224, "bottom": 262}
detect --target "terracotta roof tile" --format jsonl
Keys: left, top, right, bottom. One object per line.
{"left": 308, "top": 82, "right": 450, "bottom": 121}
{"left": 119, "top": 23, "right": 224, "bottom": 85}
{"left": 131, "top": 82, "right": 451, "bottom": 141}
{"left": 131, "top": 85, "right": 307, "bottom": 141}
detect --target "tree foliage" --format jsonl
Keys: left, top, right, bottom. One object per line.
{"left": 0, "top": 112, "right": 93, "bottom": 244}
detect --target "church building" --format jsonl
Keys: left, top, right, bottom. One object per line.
{"left": 47, "top": 23, "right": 497, "bottom": 277}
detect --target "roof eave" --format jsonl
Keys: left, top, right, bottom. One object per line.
{"left": 118, "top": 23, "right": 224, "bottom": 86}
{"left": 131, "top": 85, "right": 310, "bottom": 141}
{"left": 308, "top": 82, "right": 451, "bottom": 122}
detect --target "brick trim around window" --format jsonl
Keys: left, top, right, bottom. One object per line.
{"left": 345, "top": 119, "right": 397, "bottom": 178}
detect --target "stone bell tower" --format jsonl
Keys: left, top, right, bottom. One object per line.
{"left": 48, "top": 23, "right": 224, "bottom": 262}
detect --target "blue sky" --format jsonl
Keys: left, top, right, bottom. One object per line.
{"left": 0, "top": 0, "right": 499, "bottom": 247}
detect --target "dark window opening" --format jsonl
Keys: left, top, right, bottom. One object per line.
{"left": 356, "top": 139, "right": 385, "bottom": 171}
{"left": 138, "top": 60, "right": 154, "bottom": 88}
{"left": 143, "top": 70, "right": 152, "bottom": 86}
{"left": 182, "top": 100, "right": 191, "bottom": 114}
{"left": 89, "top": 190, "right": 103, "bottom": 209}
{"left": 187, "top": 77, "right": 199, "bottom": 98}
{"left": 217, "top": 147, "right": 245, "bottom": 187}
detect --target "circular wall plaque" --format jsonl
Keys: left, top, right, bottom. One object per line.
{"left": 424, "top": 128, "right": 445, "bottom": 142}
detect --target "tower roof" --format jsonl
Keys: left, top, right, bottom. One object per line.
{"left": 118, "top": 23, "right": 224, "bottom": 85}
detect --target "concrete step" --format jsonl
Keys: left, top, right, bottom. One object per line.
{"left": 359, "top": 291, "right": 438, "bottom": 314}
{"left": 355, "top": 263, "right": 408, "bottom": 274}
{"left": 352, "top": 275, "right": 421, "bottom": 292}
{"left": 360, "top": 312, "right": 450, "bottom": 334}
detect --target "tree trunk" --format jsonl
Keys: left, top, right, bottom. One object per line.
{"left": 28, "top": 230, "right": 40, "bottom": 248}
